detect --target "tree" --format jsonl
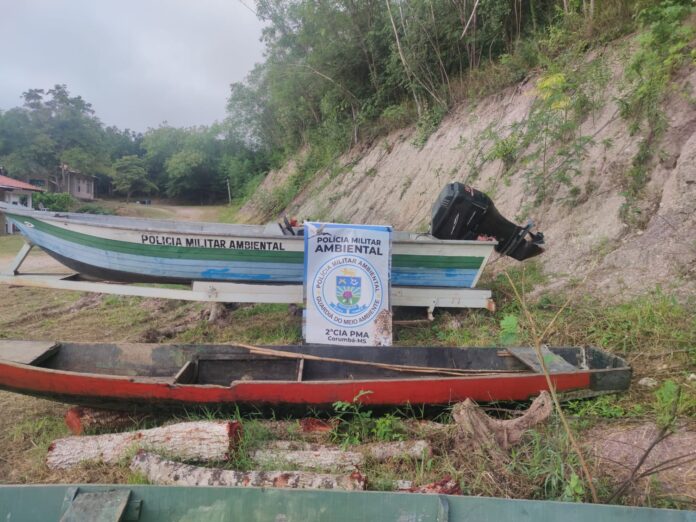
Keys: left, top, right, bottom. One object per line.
{"left": 112, "top": 155, "right": 157, "bottom": 202}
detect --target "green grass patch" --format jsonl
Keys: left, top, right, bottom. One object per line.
{"left": 0, "top": 235, "right": 26, "bottom": 256}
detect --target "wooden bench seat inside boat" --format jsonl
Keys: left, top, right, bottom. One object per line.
{"left": 0, "top": 340, "right": 59, "bottom": 365}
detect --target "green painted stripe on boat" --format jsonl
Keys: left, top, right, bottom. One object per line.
{"left": 11, "top": 214, "right": 484, "bottom": 270}
{"left": 392, "top": 254, "right": 483, "bottom": 269}
{"left": 16, "top": 215, "right": 303, "bottom": 264}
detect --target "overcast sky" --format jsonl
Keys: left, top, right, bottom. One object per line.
{"left": 0, "top": 0, "right": 266, "bottom": 132}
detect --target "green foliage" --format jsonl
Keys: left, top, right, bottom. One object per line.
{"left": 499, "top": 315, "right": 519, "bottom": 346}
{"left": 412, "top": 106, "right": 447, "bottom": 148}
{"left": 331, "top": 390, "right": 375, "bottom": 446}
{"left": 226, "top": 0, "right": 639, "bottom": 169}
{"left": 74, "top": 203, "right": 114, "bottom": 215}
{"left": 582, "top": 289, "right": 695, "bottom": 355}
{"left": 0, "top": 85, "right": 269, "bottom": 205}
{"left": 509, "top": 422, "right": 584, "bottom": 501}
{"left": 378, "top": 104, "right": 417, "bottom": 134}
{"left": 562, "top": 473, "right": 586, "bottom": 503}
{"left": 331, "top": 393, "right": 406, "bottom": 447}
{"left": 0, "top": 85, "right": 111, "bottom": 181}
{"left": 654, "top": 379, "right": 681, "bottom": 429}
{"left": 620, "top": 0, "right": 694, "bottom": 134}
{"left": 565, "top": 395, "right": 642, "bottom": 419}
{"left": 32, "top": 192, "right": 76, "bottom": 212}
{"left": 617, "top": 0, "right": 694, "bottom": 225}
{"left": 112, "top": 155, "right": 156, "bottom": 202}
{"left": 371, "top": 414, "right": 405, "bottom": 442}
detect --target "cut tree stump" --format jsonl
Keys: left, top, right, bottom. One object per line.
{"left": 47, "top": 421, "right": 242, "bottom": 470}
{"left": 451, "top": 391, "right": 553, "bottom": 450}
{"left": 131, "top": 451, "right": 366, "bottom": 490}
{"left": 64, "top": 406, "right": 149, "bottom": 435}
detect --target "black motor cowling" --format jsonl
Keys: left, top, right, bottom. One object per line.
{"left": 430, "top": 182, "right": 544, "bottom": 261}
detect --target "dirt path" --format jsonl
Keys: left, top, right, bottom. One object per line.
{"left": 153, "top": 204, "right": 225, "bottom": 222}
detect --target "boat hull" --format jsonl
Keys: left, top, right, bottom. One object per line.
{"left": 1, "top": 206, "right": 495, "bottom": 288}
{"left": 0, "top": 341, "right": 631, "bottom": 412}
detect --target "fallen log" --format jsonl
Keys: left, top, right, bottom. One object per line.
{"left": 253, "top": 440, "right": 431, "bottom": 471}
{"left": 252, "top": 447, "right": 363, "bottom": 472}
{"left": 131, "top": 451, "right": 366, "bottom": 490}
{"left": 47, "top": 421, "right": 241, "bottom": 470}
{"left": 361, "top": 440, "right": 431, "bottom": 461}
{"left": 64, "top": 406, "right": 149, "bottom": 435}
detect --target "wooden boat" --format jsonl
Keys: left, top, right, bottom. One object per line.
{"left": 0, "top": 203, "right": 495, "bottom": 288}
{"left": 0, "top": 341, "right": 630, "bottom": 411}
{"left": 1, "top": 485, "right": 691, "bottom": 522}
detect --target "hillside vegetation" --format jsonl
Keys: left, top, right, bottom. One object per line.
{"left": 237, "top": 0, "right": 696, "bottom": 298}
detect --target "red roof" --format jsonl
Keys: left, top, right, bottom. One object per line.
{"left": 0, "top": 175, "right": 45, "bottom": 192}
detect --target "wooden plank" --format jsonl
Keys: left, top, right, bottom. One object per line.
{"left": 2, "top": 242, "right": 33, "bottom": 275}
{"left": 0, "top": 274, "right": 493, "bottom": 309}
{"left": 507, "top": 346, "right": 577, "bottom": 373}
{"left": 173, "top": 361, "right": 197, "bottom": 384}
{"left": 0, "top": 340, "right": 59, "bottom": 365}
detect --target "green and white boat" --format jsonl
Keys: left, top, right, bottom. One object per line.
{"left": 0, "top": 203, "right": 495, "bottom": 289}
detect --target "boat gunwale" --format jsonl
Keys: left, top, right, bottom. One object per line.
{"left": 0, "top": 356, "right": 611, "bottom": 390}
{"left": 0, "top": 204, "right": 498, "bottom": 247}
{"left": 0, "top": 344, "right": 630, "bottom": 386}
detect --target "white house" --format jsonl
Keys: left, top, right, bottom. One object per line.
{"left": 0, "top": 174, "right": 45, "bottom": 235}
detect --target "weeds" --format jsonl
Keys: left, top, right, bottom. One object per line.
{"left": 618, "top": 0, "right": 695, "bottom": 225}
{"left": 331, "top": 391, "right": 375, "bottom": 446}
{"left": 412, "top": 106, "right": 447, "bottom": 148}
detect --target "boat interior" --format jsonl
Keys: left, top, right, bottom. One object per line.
{"left": 0, "top": 204, "right": 484, "bottom": 244}
{"left": 0, "top": 341, "right": 629, "bottom": 386}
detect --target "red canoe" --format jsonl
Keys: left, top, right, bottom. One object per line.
{"left": 0, "top": 340, "right": 630, "bottom": 411}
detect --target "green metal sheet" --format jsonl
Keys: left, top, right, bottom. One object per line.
{"left": 60, "top": 488, "right": 133, "bottom": 522}
{"left": 0, "top": 485, "right": 693, "bottom": 522}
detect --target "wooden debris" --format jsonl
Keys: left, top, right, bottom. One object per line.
{"left": 299, "top": 418, "right": 335, "bottom": 433}
{"left": 64, "top": 406, "right": 148, "bottom": 435}
{"left": 254, "top": 440, "right": 432, "bottom": 471}
{"left": 399, "top": 476, "right": 461, "bottom": 495}
{"left": 47, "top": 421, "right": 241, "bottom": 470}
{"left": 452, "top": 391, "right": 552, "bottom": 450}
{"left": 131, "top": 451, "right": 366, "bottom": 490}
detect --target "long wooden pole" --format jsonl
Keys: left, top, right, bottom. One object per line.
{"left": 233, "top": 342, "right": 526, "bottom": 377}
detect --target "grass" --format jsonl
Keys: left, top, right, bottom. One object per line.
{"left": 0, "top": 235, "right": 27, "bottom": 256}
{"left": 0, "top": 250, "right": 694, "bottom": 505}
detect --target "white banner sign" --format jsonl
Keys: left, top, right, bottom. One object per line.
{"left": 304, "top": 222, "right": 392, "bottom": 346}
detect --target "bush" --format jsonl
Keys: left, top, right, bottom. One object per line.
{"left": 33, "top": 192, "right": 76, "bottom": 212}
{"left": 74, "top": 204, "right": 114, "bottom": 215}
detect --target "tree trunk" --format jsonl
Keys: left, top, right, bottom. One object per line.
{"left": 131, "top": 451, "right": 366, "bottom": 490}
{"left": 47, "top": 421, "right": 242, "bottom": 470}
{"left": 64, "top": 406, "right": 149, "bottom": 435}
{"left": 385, "top": 0, "right": 422, "bottom": 117}
{"left": 253, "top": 440, "right": 431, "bottom": 471}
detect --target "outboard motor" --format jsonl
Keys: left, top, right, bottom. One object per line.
{"left": 430, "top": 182, "right": 545, "bottom": 261}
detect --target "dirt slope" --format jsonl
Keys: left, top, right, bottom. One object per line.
{"left": 240, "top": 59, "right": 696, "bottom": 299}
